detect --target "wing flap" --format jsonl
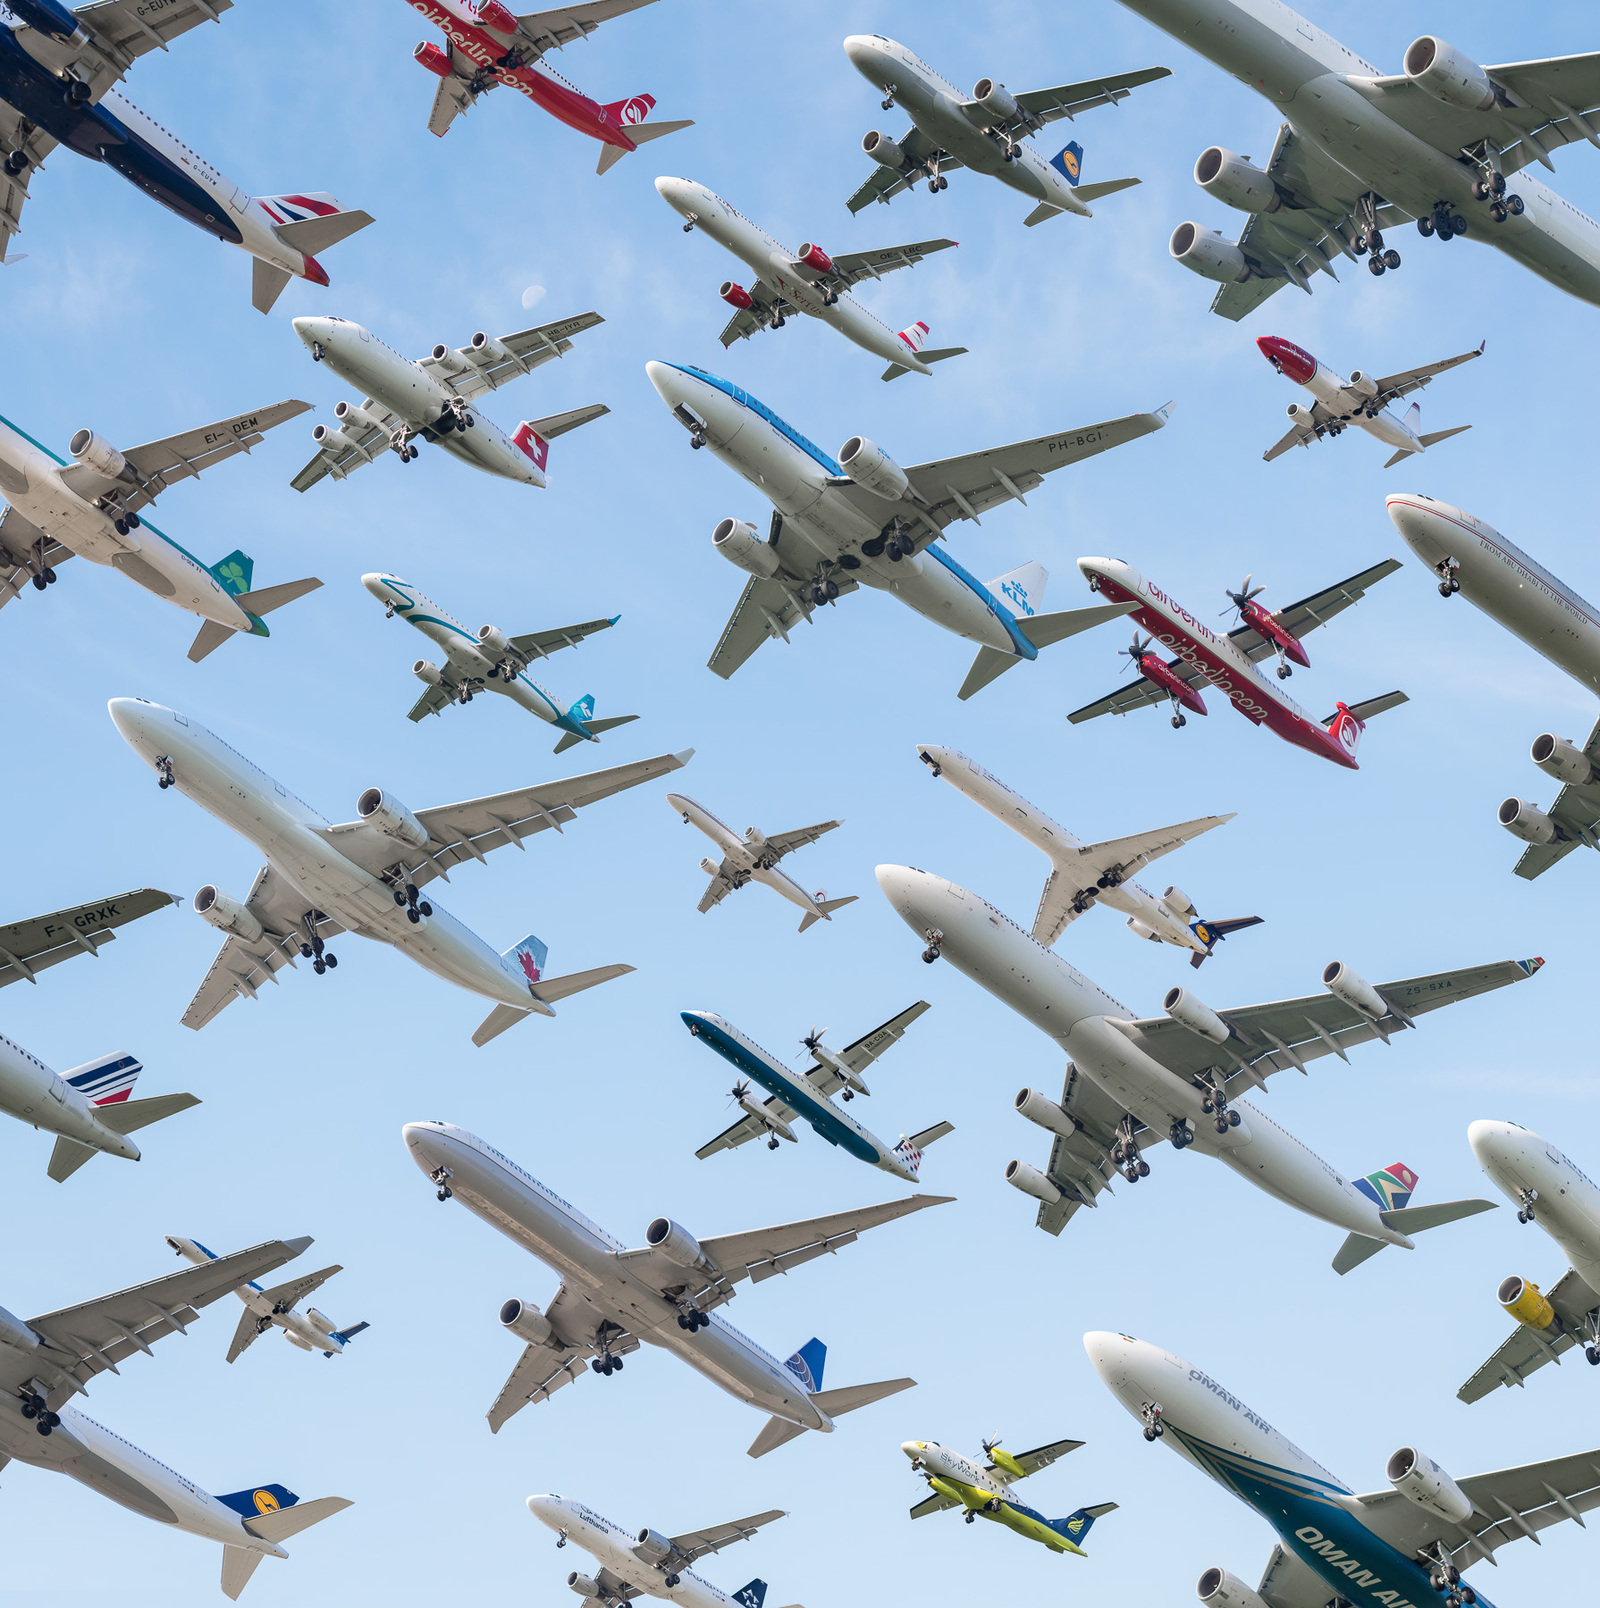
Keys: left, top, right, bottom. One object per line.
{"left": 666, "top": 1509, "right": 787, "bottom": 1564}
{"left": 0, "top": 887, "right": 173, "bottom": 987}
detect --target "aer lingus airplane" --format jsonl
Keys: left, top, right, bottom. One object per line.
{"left": 107, "top": 697, "right": 691, "bottom": 1045}
{"left": 0, "top": 885, "right": 173, "bottom": 988}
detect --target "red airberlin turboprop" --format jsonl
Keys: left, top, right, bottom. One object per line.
{"left": 1223, "top": 575, "right": 1310, "bottom": 678}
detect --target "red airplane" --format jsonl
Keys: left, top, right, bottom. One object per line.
{"left": 1223, "top": 574, "right": 1310, "bottom": 678}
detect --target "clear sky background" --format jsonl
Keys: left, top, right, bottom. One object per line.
{"left": 4, "top": 0, "right": 1600, "bottom": 1602}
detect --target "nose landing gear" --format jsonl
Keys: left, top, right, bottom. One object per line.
{"left": 921, "top": 928, "right": 943, "bottom": 964}
{"left": 429, "top": 1164, "right": 453, "bottom": 1202}
{"left": 1435, "top": 557, "right": 1461, "bottom": 598}
{"left": 154, "top": 754, "right": 175, "bottom": 790}
{"left": 1139, "top": 1400, "right": 1165, "bottom": 1442}
{"left": 1516, "top": 1186, "right": 1538, "bottom": 1224}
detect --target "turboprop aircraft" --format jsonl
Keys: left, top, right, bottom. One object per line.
{"left": 107, "top": 697, "right": 691, "bottom": 1046}
{"left": 0, "top": 1234, "right": 350, "bottom": 1600}
{"left": 877, "top": 864, "right": 1528, "bottom": 1258}
{"left": 363, "top": 572, "right": 637, "bottom": 753}
{"left": 683, "top": 1003, "right": 952, "bottom": 1179}
{"left": 290, "top": 312, "right": 609, "bottom": 491}
{"left": 407, "top": 0, "right": 692, "bottom": 173}
{"left": 1124, "top": 2, "right": 1600, "bottom": 317}
{"left": 843, "top": 36, "right": 1168, "bottom": 225}
{"left": 656, "top": 176, "right": 964, "bottom": 380}
{"left": 0, "top": 401, "right": 323, "bottom": 661}
{"left": 526, "top": 1493, "right": 790, "bottom": 1608}
{"left": 1069, "top": 557, "right": 1407, "bottom": 768}
{"left": 917, "top": 744, "right": 1259, "bottom": 964}
{"left": 0, "top": 2, "right": 372, "bottom": 310}
{"left": 1257, "top": 336, "right": 1481, "bottom": 466}
{"left": 647, "top": 360, "right": 1158, "bottom": 692}
{"left": 1089, "top": 1329, "right": 1600, "bottom": 1608}
{"left": 166, "top": 1237, "right": 368, "bottom": 1364}
{"left": 902, "top": 1435, "right": 1114, "bottom": 1555}
{"left": 403, "top": 1119, "right": 949, "bottom": 1454}
{"left": 0, "top": 886, "right": 172, "bottom": 988}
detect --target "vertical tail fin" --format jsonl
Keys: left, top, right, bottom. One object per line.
{"left": 503, "top": 933, "right": 549, "bottom": 987}
{"left": 566, "top": 694, "right": 596, "bottom": 725}
{"left": 988, "top": 560, "right": 1048, "bottom": 620}
{"left": 1048, "top": 1502, "right": 1116, "bottom": 1551}
{"left": 896, "top": 319, "right": 930, "bottom": 355}
{"left": 784, "top": 1337, "right": 826, "bottom": 1394}
{"left": 64, "top": 1052, "right": 142, "bottom": 1106}
{"left": 513, "top": 421, "right": 551, "bottom": 473}
{"left": 209, "top": 551, "right": 255, "bottom": 597}
{"left": 1050, "top": 140, "right": 1084, "bottom": 183}
{"left": 731, "top": 1582, "right": 768, "bottom": 1608}
{"left": 1353, "top": 1162, "right": 1418, "bottom": 1211}
{"left": 1326, "top": 701, "right": 1367, "bottom": 759}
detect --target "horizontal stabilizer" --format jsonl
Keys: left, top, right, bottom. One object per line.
{"left": 747, "top": 1414, "right": 808, "bottom": 1459}
{"left": 1073, "top": 176, "right": 1140, "bottom": 203}
{"left": 1018, "top": 600, "right": 1136, "bottom": 651}
{"left": 271, "top": 210, "right": 374, "bottom": 257}
{"left": 553, "top": 713, "right": 639, "bottom": 754}
{"left": 473, "top": 1003, "right": 533, "bottom": 1047}
{"left": 798, "top": 895, "right": 858, "bottom": 933}
{"left": 94, "top": 1091, "right": 202, "bottom": 1136}
{"left": 882, "top": 345, "right": 969, "bottom": 382}
{"left": 235, "top": 577, "right": 323, "bottom": 617}
{"left": 521, "top": 403, "right": 610, "bottom": 441}
{"left": 907, "top": 1121, "right": 954, "bottom": 1149}
{"left": 813, "top": 1377, "right": 916, "bottom": 1418}
{"left": 252, "top": 259, "right": 292, "bottom": 316}
{"left": 1330, "top": 690, "right": 1409, "bottom": 725}
{"left": 47, "top": 1137, "right": 99, "bottom": 1183}
{"left": 244, "top": 1493, "right": 352, "bottom": 1545}
{"left": 221, "top": 1546, "right": 263, "bottom": 1602}
{"left": 530, "top": 962, "right": 635, "bottom": 1004}
{"left": 1380, "top": 1198, "right": 1497, "bottom": 1234}
{"left": 1023, "top": 202, "right": 1065, "bottom": 227}
{"left": 1416, "top": 424, "right": 1472, "bottom": 452}
{"left": 596, "top": 119, "right": 694, "bottom": 174}
{"left": 189, "top": 619, "right": 234, "bottom": 663}
{"left": 958, "top": 644, "right": 1021, "bottom": 701}
{"left": 1331, "top": 1231, "right": 1387, "bottom": 1275}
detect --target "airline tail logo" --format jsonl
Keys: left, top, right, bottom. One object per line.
{"left": 567, "top": 694, "right": 595, "bottom": 724}
{"left": 509, "top": 933, "right": 548, "bottom": 985}
{"left": 897, "top": 320, "right": 930, "bottom": 354}
{"left": 211, "top": 550, "right": 255, "bottom": 596}
{"left": 892, "top": 1135, "right": 924, "bottom": 1175}
{"left": 1329, "top": 702, "right": 1364, "bottom": 756}
{"left": 256, "top": 193, "right": 341, "bottom": 226}
{"left": 603, "top": 94, "right": 656, "bottom": 126}
{"left": 67, "top": 1053, "right": 142, "bottom": 1106}
{"left": 732, "top": 1582, "right": 768, "bottom": 1608}
{"left": 1354, "top": 1162, "right": 1418, "bottom": 1211}
{"left": 1050, "top": 141, "right": 1084, "bottom": 183}
{"left": 784, "top": 1337, "right": 826, "bottom": 1394}
{"left": 514, "top": 422, "right": 551, "bottom": 471}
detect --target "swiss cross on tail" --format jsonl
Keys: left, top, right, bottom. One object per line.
{"left": 513, "top": 423, "right": 551, "bottom": 471}
{"left": 1353, "top": 1163, "right": 1418, "bottom": 1211}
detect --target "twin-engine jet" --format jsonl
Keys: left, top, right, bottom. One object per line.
{"left": 290, "top": 312, "right": 609, "bottom": 491}
{"left": 656, "top": 176, "right": 964, "bottom": 380}
{"left": 408, "top": 0, "right": 692, "bottom": 173}
{"left": 843, "top": 35, "right": 1168, "bottom": 226}
{"left": 0, "top": 885, "right": 172, "bottom": 988}
{"left": 403, "top": 1120, "right": 948, "bottom": 1454}
{"left": 0, "top": 1, "right": 372, "bottom": 309}
{"left": 364, "top": 572, "right": 637, "bottom": 753}
{"left": 107, "top": 697, "right": 690, "bottom": 1046}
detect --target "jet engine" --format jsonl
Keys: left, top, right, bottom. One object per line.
{"left": 713, "top": 517, "right": 781, "bottom": 579}
{"left": 1403, "top": 37, "right": 1496, "bottom": 112}
{"left": 414, "top": 41, "right": 454, "bottom": 78}
{"left": 1532, "top": 733, "right": 1597, "bottom": 788}
{"left": 478, "top": 623, "right": 511, "bottom": 658}
{"left": 1169, "top": 223, "right": 1249, "bottom": 285}
{"left": 194, "top": 884, "right": 263, "bottom": 944}
{"left": 312, "top": 421, "right": 362, "bottom": 454}
{"left": 1163, "top": 886, "right": 1197, "bottom": 918}
{"left": 720, "top": 280, "right": 753, "bottom": 309}
{"left": 1126, "top": 918, "right": 1159, "bottom": 942}
{"left": 413, "top": 659, "right": 443, "bottom": 685}
{"left": 1498, "top": 1275, "right": 1557, "bottom": 1331}
{"left": 1014, "top": 1087, "right": 1076, "bottom": 1140}
{"left": 0, "top": 1304, "right": 38, "bottom": 1354}
{"left": 357, "top": 787, "right": 430, "bottom": 850}
{"left": 633, "top": 1529, "right": 673, "bottom": 1564}
{"left": 430, "top": 342, "right": 473, "bottom": 376}
{"left": 69, "top": 429, "right": 127, "bottom": 480}
{"left": 1198, "top": 1568, "right": 1273, "bottom": 1608}
{"left": 476, "top": 0, "right": 518, "bottom": 33}
{"left": 500, "top": 1297, "right": 555, "bottom": 1346}
{"left": 334, "top": 399, "right": 384, "bottom": 434}
{"left": 1004, "top": 1158, "right": 1061, "bottom": 1205}
{"left": 646, "top": 1217, "right": 714, "bottom": 1273}
{"left": 469, "top": 330, "right": 509, "bottom": 365}
{"left": 1498, "top": 796, "right": 1560, "bottom": 845}
{"left": 795, "top": 242, "right": 835, "bottom": 276}
{"left": 285, "top": 1331, "right": 314, "bottom": 1351}
{"left": 1194, "top": 147, "right": 1281, "bottom": 214}
{"left": 838, "top": 435, "right": 910, "bottom": 501}
{"left": 862, "top": 130, "right": 906, "bottom": 169}
{"left": 1386, "top": 1447, "right": 1474, "bottom": 1524}
{"left": 1346, "top": 370, "right": 1379, "bottom": 400}
{"left": 1163, "top": 987, "right": 1230, "bottom": 1044}
{"left": 305, "top": 1307, "right": 335, "bottom": 1335}
{"left": 1321, "top": 961, "right": 1387, "bottom": 1020}
{"left": 568, "top": 1574, "right": 602, "bottom": 1598}
{"left": 1286, "top": 402, "right": 1312, "bottom": 422}
{"left": 971, "top": 78, "right": 1019, "bottom": 125}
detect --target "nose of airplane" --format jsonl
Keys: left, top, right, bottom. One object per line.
{"left": 291, "top": 316, "right": 333, "bottom": 349}
{"left": 654, "top": 176, "right": 692, "bottom": 210}
{"left": 1254, "top": 335, "right": 1314, "bottom": 383}
{"left": 645, "top": 360, "right": 685, "bottom": 403}
{"left": 900, "top": 1440, "right": 927, "bottom": 1460}
{"left": 401, "top": 1122, "right": 446, "bottom": 1167}
{"left": 360, "top": 573, "right": 393, "bottom": 601}
{"left": 1467, "top": 1119, "right": 1521, "bottom": 1162}
{"left": 1384, "top": 494, "right": 1453, "bottom": 548}
{"left": 107, "top": 697, "right": 160, "bottom": 752}
{"left": 525, "top": 1495, "right": 560, "bottom": 1525}
{"left": 843, "top": 34, "right": 882, "bottom": 69}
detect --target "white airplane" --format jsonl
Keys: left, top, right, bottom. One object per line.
{"left": 0, "top": 2, "right": 372, "bottom": 311}
{"left": 363, "top": 572, "right": 638, "bottom": 753}
{"left": 917, "top": 744, "right": 1260, "bottom": 965}
{"left": 1088, "top": 1329, "right": 1600, "bottom": 1608}
{"left": 876, "top": 864, "right": 1526, "bottom": 1261}
{"left": 0, "top": 400, "right": 323, "bottom": 661}
{"left": 655, "top": 176, "right": 964, "bottom": 381}
{"left": 526, "top": 1493, "right": 792, "bottom": 1608}
{"left": 1129, "top": 1, "right": 1600, "bottom": 315}
{"left": 683, "top": 1003, "right": 952, "bottom": 1179}
{"left": 166, "top": 1236, "right": 368, "bottom": 1364}
{"left": 107, "top": 697, "right": 691, "bottom": 1046}
{"left": 843, "top": 36, "right": 1169, "bottom": 225}
{"left": 647, "top": 359, "right": 1158, "bottom": 693}
{"left": 403, "top": 1119, "right": 948, "bottom": 1453}
{"left": 0, "top": 885, "right": 173, "bottom": 988}
{"left": 1257, "top": 336, "right": 1482, "bottom": 466}
{"left": 0, "top": 1235, "right": 350, "bottom": 1601}
{"left": 289, "top": 312, "right": 610, "bottom": 491}
{"left": 667, "top": 794, "right": 856, "bottom": 932}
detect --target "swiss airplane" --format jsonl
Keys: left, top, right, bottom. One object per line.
{"left": 1257, "top": 336, "right": 1481, "bottom": 466}
{"left": 1068, "top": 558, "right": 1407, "bottom": 768}
{"left": 0, "top": 886, "right": 172, "bottom": 988}
{"left": 408, "top": 0, "right": 692, "bottom": 172}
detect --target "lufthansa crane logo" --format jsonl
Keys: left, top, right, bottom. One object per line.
{"left": 252, "top": 1490, "right": 280, "bottom": 1514}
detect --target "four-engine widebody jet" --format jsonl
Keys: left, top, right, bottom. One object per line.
{"left": 843, "top": 35, "right": 1168, "bottom": 226}
{"left": 0, "top": 2, "right": 372, "bottom": 310}
{"left": 402, "top": 1119, "right": 949, "bottom": 1454}
{"left": 290, "top": 313, "right": 609, "bottom": 491}
{"left": 107, "top": 697, "right": 691, "bottom": 1046}
{"left": 0, "top": 885, "right": 172, "bottom": 988}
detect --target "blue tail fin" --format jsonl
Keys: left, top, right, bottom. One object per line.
{"left": 784, "top": 1337, "right": 825, "bottom": 1393}
{"left": 1049, "top": 1503, "right": 1113, "bottom": 1546}
{"left": 329, "top": 1320, "right": 370, "bottom": 1347}
{"left": 566, "top": 693, "right": 595, "bottom": 725}
{"left": 1354, "top": 1162, "right": 1418, "bottom": 1210}
{"left": 732, "top": 1582, "right": 768, "bottom": 1608}
{"left": 209, "top": 550, "right": 254, "bottom": 596}
{"left": 217, "top": 1483, "right": 300, "bottom": 1519}
{"left": 1050, "top": 140, "right": 1084, "bottom": 184}
{"left": 502, "top": 933, "right": 548, "bottom": 987}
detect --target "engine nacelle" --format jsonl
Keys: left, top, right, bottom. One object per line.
{"left": 285, "top": 1331, "right": 314, "bottom": 1351}
{"left": 69, "top": 429, "right": 127, "bottom": 480}
{"left": 414, "top": 40, "right": 454, "bottom": 78}
{"left": 1386, "top": 1447, "right": 1474, "bottom": 1525}
{"left": 646, "top": 1216, "right": 712, "bottom": 1272}
{"left": 1286, "top": 401, "right": 1311, "bottom": 421}
{"left": 430, "top": 342, "right": 472, "bottom": 375}
{"left": 1499, "top": 1275, "right": 1557, "bottom": 1331}
{"left": 1532, "top": 732, "right": 1598, "bottom": 788}
{"left": 794, "top": 241, "right": 835, "bottom": 276}
{"left": 7, "top": 0, "right": 88, "bottom": 45}
{"left": 1194, "top": 147, "right": 1281, "bottom": 214}
{"left": 1164, "top": 987, "right": 1230, "bottom": 1044}
{"left": 357, "top": 787, "right": 430, "bottom": 850}
{"left": 334, "top": 399, "right": 384, "bottom": 434}
{"left": 712, "top": 517, "right": 780, "bottom": 579}
{"left": 1004, "top": 1159, "right": 1061, "bottom": 1205}
{"left": 568, "top": 1574, "right": 602, "bottom": 1598}
{"left": 862, "top": 130, "right": 905, "bottom": 169}
{"left": 304, "top": 1307, "right": 335, "bottom": 1335}
{"left": 500, "top": 1297, "right": 554, "bottom": 1346}
{"left": 838, "top": 435, "right": 910, "bottom": 502}
{"left": 1126, "top": 918, "right": 1159, "bottom": 942}
{"left": 1346, "top": 370, "right": 1379, "bottom": 400}
{"left": 312, "top": 421, "right": 361, "bottom": 454}
{"left": 1403, "top": 36, "right": 1496, "bottom": 112}
{"left": 1015, "top": 1086, "right": 1077, "bottom": 1140}
{"left": 478, "top": 623, "right": 510, "bottom": 658}
{"left": 1322, "top": 961, "right": 1387, "bottom": 1020}
{"left": 1169, "top": 223, "right": 1249, "bottom": 285}
{"left": 469, "top": 330, "right": 509, "bottom": 365}
{"left": 1499, "top": 796, "right": 1559, "bottom": 845}
{"left": 476, "top": 0, "right": 517, "bottom": 32}
{"left": 1198, "top": 1568, "right": 1273, "bottom": 1608}
{"left": 633, "top": 1528, "right": 673, "bottom": 1564}
{"left": 971, "top": 77, "right": 1019, "bottom": 125}
{"left": 194, "top": 884, "right": 263, "bottom": 944}
{"left": 1163, "top": 885, "right": 1197, "bottom": 919}
{"left": 413, "top": 658, "right": 443, "bottom": 685}
{"left": 0, "top": 1302, "right": 39, "bottom": 1354}
{"left": 719, "top": 279, "right": 753, "bottom": 310}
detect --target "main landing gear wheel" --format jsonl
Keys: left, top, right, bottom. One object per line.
{"left": 767, "top": 1136, "right": 780, "bottom": 1150}
{"left": 1587, "top": 1345, "right": 1600, "bottom": 1365}
{"left": 963, "top": 1512, "right": 976, "bottom": 1524}
{"left": 31, "top": 573, "right": 46, "bottom": 591}
{"left": 2, "top": 150, "right": 26, "bottom": 177}
{"left": 1276, "top": 664, "right": 1292, "bottom": 679}
{"left": 64, "top": 78, "right": 90, "bottom": 106}
{"left": 1417, "top": 215, "right": 1435, "bottom": 237}
{"left": 1171, "top": 714, "right": 1186, "bottom": 728}
{"left": 665, "top": 1576, "right": 682, "bottom": 1589}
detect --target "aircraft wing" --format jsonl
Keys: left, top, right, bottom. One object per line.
{"left": 508, "top": 614, "right": 619, "bottom": 663}
{"left": 1255, "top": 1544, "right": 1332, "bottom": 1608}
{"left": 512, "top": 0, "right": 661, "bottom": 55}
{"left": 909, "top": 1489, "right": 962, "bottom": 1518}
{"left": 695, "top": 1095, "right": 799, "bottom": 1159}
{"left": 1066, "top": 653, "right": 1209, "bottom": 725}
{"left": 225, "top": 1304, "right": 271, "bottom": 1365}
{"left": 425, "top": 313, "right": 606, "bottom": 402}
{"left": 253, "top": 1265, "right": 341, "bottom": 1316}
{"left": 846, "top": 126, "right": 960, "bottom": 214}
{"left": 0, "top": 886, "right": 173, "bottom": 987}
{"left": 1457, "top": 1265, "right": 1600, "bottom": 1403}
{"left": 53, "top": 0, "right": 233, "bottom": 99}
{"left": 1262, "top": 410, "right": 1325, "bottom": 462}
{"left": 763, "top": 819, "right": 842, "bottom": 861}
{"left": 1371, "top": 343, "right": 1485, "bottom": 403}
{"left": 1227, "top": 559, "right": 1403, "bottom": 663}
{"left": 825, "top": 236, "right": 958, "bottom": 286}
{"left": 1510, "top": 712, "right": 1600, "bottom": 879}
{"left": 989, "top": 66, "right": 1170, "bottom": 136}
{"left": 291, "top": 407, "right": 399, "bottom": 491}
{"left": 0, "top": 103, "right": 57, "bottom": 264}
{"left": 828, "top": 1000, "right": 932, "bottom": 1088}
{"left": 665, "top": 1509, "right": 787, "bottom": 1565}
{"left": 408, "top": 674, "right": 464, "bottom": 721}
{"left": 426, "top": 47, "right": 480, "bottom": 136}
{"left": 708, "top": 559, "right": 858, "bottom": 680}
{"left": 0, "top": 505, "right": 72, "bottom": 609}
{"left": 1030, "top": 1060, "right": 1147, "bottom": 1235}
{"left": 487, "top": 1282, "right": 640, "bottom": 1432}
{"left": 994, "top": 1436, "right": 1085, "bottom": 1478}
{"left": 697, "top": 862, "right": 742, "bottom": 915}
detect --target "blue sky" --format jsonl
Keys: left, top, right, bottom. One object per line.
{"left": 5, "top": 0, "right": 1600, "bottom": 1601}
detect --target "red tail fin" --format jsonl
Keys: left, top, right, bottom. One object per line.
{"left": 1328, "top": 702, "right": 1365, "bottom": 759}
{"left": 601, "top": 94, "right": 657, "bottom": 128}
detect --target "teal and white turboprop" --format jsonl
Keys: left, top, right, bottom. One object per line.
{"left": 362, "top": 573, "right": 638, "bottom": 754}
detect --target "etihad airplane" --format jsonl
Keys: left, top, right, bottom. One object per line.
{"left": 407, "top": 0, "right": 692, "bottom": 173}
{"left": 876, "top": 863, "right": 1529, "bottom": 1259}
{"left": 843, "top": 36, "right": 1168, "bottom": 225}
{"left": 0, "top": 885, "right": 173, "bottom": 988}
{"left": 0, "top": 1234, "right": 350, "bottom": 1600}
{"left": 404, "top": 1120, "right": 948, "bottom": 1453}
{"left": 363, "top": 572, "right": 637, "bottom": 753}
{"left": 648, "top": 360, "right": 1158, "bottom": 693}
{"left": 917, "top": 744, "right": 1259, "bottom": 964}
{"left": 1122, "top": 2, "right": 1600, "bottom": 316}
{"left": 1089, "top": 1329, "right": 1600, "bottom": 1608}
{"left": 0, "top": 2, "right": 371, "bottom": 310}
{"left": 107, "top": 697, "right": 690, "bottom": 1045}
{"left": 656, "top": 176, "right": 963, "bottom": 380}
{"left": 290, "top": 312, "right": 609, "bottom": 491}
{"left": 1068, "top": 557, "right": 1406, "bottom": 767}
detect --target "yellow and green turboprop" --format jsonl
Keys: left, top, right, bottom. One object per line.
{"left": 901, "top": 1435, "right": 1115, "bottom": 1555}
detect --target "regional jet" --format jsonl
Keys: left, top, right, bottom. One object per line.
{"left": 0, "top": 885, "right": 173, "bottom": 988}
{"left": 403, "top": 1120, "right": 949, "bottom": 1454}
{"left": 107, "top": 697, "right": 691, "bottom": 1045}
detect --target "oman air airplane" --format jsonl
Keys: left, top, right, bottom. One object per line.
{"left": 0, "top": 399, "right": 323, "bottom": 661}
{"left": 1089, "top": 1330, "right": 1600, "bottom": 1608}
{"left": 1069, "top": 557, "right": 1407, "bottom": 767}
{"left": 107, "top": 697, "right": 690, "bottom": 1045}
{"left": 648, "top": 359, "right": 1159, "bottom": 693}
{"left": 363, "top": 572, "right": 637, "bottom": 753}
{"left": 656, "top": 176, "right": 964, "bottom": 381}
{"left": 843, "top": 36, "right": 1168, "bottom": 225}
{"left": 290, "top": 312, "right": 609, "bottom": 492}
{"left": 876, "top": 863, "right": 1531, "bottom": 1256}
{"left": 404, "top": 1120, "right": 949, "bottom": 1453}
{"left": 0, "top": 1235, "right": 349, "bottom": 1600}
{"left": 683, "top": 1002, "right": 952, "bottom": 1179}
{"left": 918, "top": 744, "right": 1260, "bottom": 965}
{"left": 0, "top": 1, "right": 372, "bottom": 310}
{"left": 0, "top": 884, "right": 172, "bottom": 988}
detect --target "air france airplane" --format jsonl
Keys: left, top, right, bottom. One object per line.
{"left": 0, "top": 884, "right": 173, "bottom": 989}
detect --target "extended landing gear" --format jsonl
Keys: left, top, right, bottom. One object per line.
{"left": 1170, "top": 712, "right": 1186, "bottom": 729}
{"left": 921, "top": 928, "right": 943, "bottom": 964}
{"left": 393, "top": 881, "right": 433, "bottom": 924}
{"left": 310, "top": 341, "right": 324, "bottom": 362}
{"left": 769, "top": 311, "right": 786, "bottom": 330}
{"left": 28, "top": 539, "right": 59, "bottom": 591}
{"left": 767, "top": 1136, "right": 780, "bottom": 1150}
{"left": 1169, "top": 1118, "right": 1195, "bottom": 1151}
{"left": 1140, "top": 1400, "right": 1165, "bottom": 1442}
{"left": 429, "top": 1165, "right": 453, "bottom": 1202}
{"left": 1472, "top": 167, "right": 1523, "bottom": 224}
{"left": 112, "top": 510, "right": 142, "bottom": 537}
{"left": 809, "top": 576, "right": 840, "bottom": 606}
{"left": 2, "top": 149, "right": 27, "bottom": 177}
{"left": 1516, "top": 1186, "right": 1538, "bottom": 1224}
{"left": 1426, "top": 1544, "right": 1474, "bottom": 1604}
{"left": 591, "top": 1351, "right": 626, "bottom": 1376}
{"left": 1435, "top": 557, "right": 1461, "bottom": 598}
{"left": 880, "top": 85, "right": 897, "bottom": 110}
{"left": 1275, "top": 654, "right": 1293, "bottom": 680}
{"left": 963, "top": 1511, "right": 976, "bottom": 1524}
{"left": 392, "top": 432, "right": 419, "bottom": 464}
{"left": 154, "top": 754, "right": 175, "bottom": 790}
{"left": 299, "top": 916, "right": 337, "bottom": 976}
{"left": 821, "top": 290, "right": 839, "bottom": 307}
{"left": 63, "top": 77, "right": 90, "bottom": 107}
{"left": 676, "top": 1307, "right": 711, "bottom": 1332}
{"left": 1112, "top": 1118, "right": 1150, "bottom": 1183}
{"left": 19, "top": 1392, "right": 60, "bottom": 1435}
{"left": 665, "top": 1574, "right": 682, "bottom": 1588}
